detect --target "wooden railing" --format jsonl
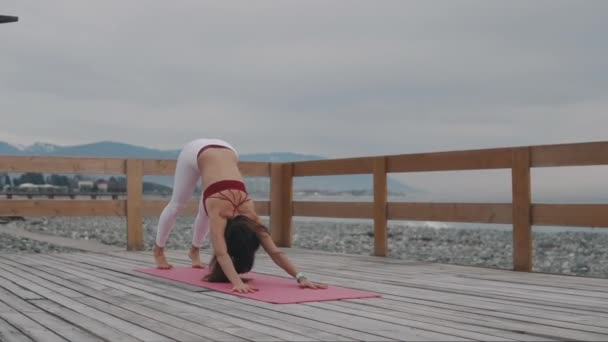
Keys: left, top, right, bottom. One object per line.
{"left": 268, "top": 141, "right": 608, "bottom": 272}
{"left": 0, "top": 156, "right": 271, "bottom": 250}
{"left": 1, "top": 140, "right": 607, "bottom": 272}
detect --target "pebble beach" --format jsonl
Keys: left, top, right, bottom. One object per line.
{"left": 2, "top": 216, "right": 607, "bottom": 279}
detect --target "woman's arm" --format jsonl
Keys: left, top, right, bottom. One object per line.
{"left": 258, "top": 232, "right": 327, "bottom": 289}
{"left": 259, "top": 233, "right": 297, "bottom": 277}
{"left": 241, "top": 200, "right": 326, "bottom": 289}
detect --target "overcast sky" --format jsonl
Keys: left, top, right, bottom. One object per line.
{"left": 1, "top": 1, "right": 607, "bottom": 201}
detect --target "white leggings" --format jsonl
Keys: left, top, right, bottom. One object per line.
{"left": 155, "top": 138, "right": 238, "bottom": 248}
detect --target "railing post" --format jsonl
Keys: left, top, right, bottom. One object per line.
{"left": 270, "top": 162, "right": 293, "bottom": 247}
{"left": 373, "top": 157, "right": 388, "bottom": 256}
{"left": 512, "top": 147, "right": 532, "bottom": 271}
{"left": 126, "top": 159, "right": 144, "bottom": 251}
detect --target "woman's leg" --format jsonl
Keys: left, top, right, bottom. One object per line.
{"left": 154, "top": 146, "right": 200, "bottom": 268}
{"left": 189, "top": 199, "right": 210, "bottom": 268}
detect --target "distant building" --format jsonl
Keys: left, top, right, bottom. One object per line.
{"left": 18, "top": 183, "right": 38, "bottom": 192}
{"left": 96, "top": 180, "right": 108, "bottom": 192}
{"left": 77, "top": 180, "right": 94, "bottom": 192}
{"left": 16, "top": 183, "right": 67, "bottom": 193}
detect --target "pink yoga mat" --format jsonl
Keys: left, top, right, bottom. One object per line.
{"left": 134, "top": 266, "right": 381, "bottom": 304}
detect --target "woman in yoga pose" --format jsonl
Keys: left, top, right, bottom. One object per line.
{"left": 154, "top": 138, "right": 327, "bottom": 293}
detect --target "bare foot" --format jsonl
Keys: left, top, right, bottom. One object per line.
{"left": 188, "top": 246, "right": 207, "bottom": 269}
{"left": 154, "top": 244, "right": 172, "bottom": 269}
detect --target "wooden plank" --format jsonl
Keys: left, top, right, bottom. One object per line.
{"left": 0, "top": 263, "right": 171, "bottom": 342}
{"left": 139, "top": 245, "right": 607, "bottom": 295}
{"left": 10, "top": 250, "right": 608, "bottom": 342}
{"left": 143, "top": 160, "right": 270, "bottom": 177}
{"left": 282, "top": 247, "right": 608, "bottom": 293}
{"left": 199, "top": 292, "right": 394, "bottom": 341}
{"left": 168, "top": 247, "right": 606, "bottom": 310}
{"left": 531, "top": 141, "right": 608, "bottom": 167}
{"left": 376, "top": 290, "right": 608, "bottom": 327}
{"left": 369, "top": 296, "right": 608, "bottom": 341}
{"left": 0, "top": 200, "right": 126, "bottom": 217}
{"left": 31, "top": 253, "right": 389, "bottom": 342}
{"left": 142, "top": 159, "right": 176, "bottom": 175}
{"left": 335, "top": 299, "right": 564, "bottom": 342}
{"left": 0, "top": 264, "right": 84, "bottom": 299}
{"left": 206, "top": 292, "right": 470, "bottom": 342}
{"left": 238, "top": 162, "right": 271, "bottom": 177}
{"left": 287, "top": 264, "right": 608, "bottom": 312}
{"left": 15, "top": 255, "right": 282, "bottom": 341}
{"left": 307, "top": 302, "right": 518, "bottom": 342}
{"left": 387, "top": 202, "right": 512, "bottom": 223}
{"left": 0, "top": 156, "right": 126, "bottom": 174}
{"left": 0, "top": 288, "right": 43, "bottom": 313}
{"left": 331, "top": 300, "right": 555, "bottom": 342}
{"left": 248, "top": 253, "right": 608, "bottom": 311}
{"left": 172, "top": 288, "right": 375, "bottom": 341}
{"left": 0, "top": 312, "right": 66, "bottom": 342}
{"left": 75, "top": 297, "right": 214, "bottom": 342}
{"left": 292, "top": 157, "right": 374, "bottom": 176}
{"left": 166, "top": 250, "right": 608, "bottom": 323}
{"left": 125, "top": 250, "right": 608, "bottom": 337}
{"left": 245, "top": 269, "right": 608, "bottom": 339}
{"left": 373, "top": 157, "right": 388, "bottom": 257}
{"left": 51, "top": 253, "right": 209, "bottom": 293}
{"left": 30, "top": 300, "right": 142, "bottom": 342}
{"left": 29, "top": 256, "right": 206, "bottom": 302}
{"left": 288, "top": 248, "right": 608, "bottom": 290}
{"left": 1, "top": 257, "right": 228, "bottom": 341}
{"left": 186, "top": 298, "right": 376, "bottom": 341}
{"left": 24, "top": 310, "right": 104, "bottom": 342}
{"left": 0, "top": 317, "right": 35, "bottom": 342}
{"left": 512, "top": 147, "right": 532, "bottom": 272}
{"left": 387, "top": 147, "right": 513, "bottom": 173}
{"left": 143, "top": 159, "right": 177, "bottom": 176}
{"left": 0, "top": 288, "right": 42, "bottom": 313}
{"left": 270, "top": 163, "right": 293, "bottom": 247}
{"left": 270, "top": 163, "right": 283, "bottom": 244}
{"left": 0, "top": 277, "right": 43, "bottom": 300}
{"left": 281, "top": 162, "right": 293, "bottom": 246}
{"left": 142, "top": 199, "right": 270, "bottom": 217}
{"left": 293, "top": 201, "right": 374, "bottom": 219}
{"left": 532, "top": 204, "right": 608, "bottom": 228}
{"left": 126, "top": 159, "right": 144, "bottom": 251}
{"left": 287, "top": 251, "right": 608, "bottom": 299}
{"left": 142, "top": 199, "right": 199, "bottom": 217}
{"left": 253, "top": 200, "right": 270, "bottom": 217}
{"left": 28, "top": 257, "right": 305, "bottom": 342}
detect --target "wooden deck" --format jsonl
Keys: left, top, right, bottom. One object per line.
{"left": 1, "top": 249, "right": 608, "bottom": 342}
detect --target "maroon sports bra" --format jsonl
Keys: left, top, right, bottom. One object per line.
{"left": 202, "top": 180, "right": 250, "bottom": 216}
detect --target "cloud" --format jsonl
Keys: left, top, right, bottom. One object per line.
{"left": 1, "top": 0, "right": 607, "bottom": 199}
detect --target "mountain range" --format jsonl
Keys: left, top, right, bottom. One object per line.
{"left": 0, "top": 141, "right": 419, "bottom": 194}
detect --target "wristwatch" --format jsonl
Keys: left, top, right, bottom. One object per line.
{"left": 295, "top": 272, "right": 307, "bottom": 283}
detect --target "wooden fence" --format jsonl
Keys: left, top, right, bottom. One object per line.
{"left": 1, "top": 140, "right": 607, "bottom": 272}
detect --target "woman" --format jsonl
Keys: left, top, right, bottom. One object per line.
{"left": 154, "top": 138, "right": 327, "bottom": 293}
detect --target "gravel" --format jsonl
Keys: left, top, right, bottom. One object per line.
{"left": 3, "top": 216, "right": 607, "bottom": 278}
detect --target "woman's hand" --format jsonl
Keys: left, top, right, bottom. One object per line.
{"left": 298, "top": 279, "right": 328, "bottom": 290}
{"left": 231, "top": 282, "right": 259, "bottom": 293}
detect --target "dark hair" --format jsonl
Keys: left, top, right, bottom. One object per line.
{"left": 204, "top": 215, "right": 268, "bottom": 282}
